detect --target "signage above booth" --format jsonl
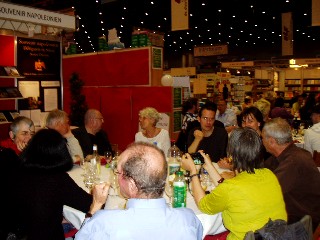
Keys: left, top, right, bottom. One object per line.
{"left": 221, "top": 61, "right": 254, "bottom": 68}
{"left": 0, "top": 2, "right": 75, "bottom": 30}
{"left": 194, "top": 44, "right": 228, "bottom": 57}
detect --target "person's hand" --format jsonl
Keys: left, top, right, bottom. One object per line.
{"left": 194, "top": 130, "right": 204, "bottom": 141}
{"left": 181, "top": 153, "right": 197, "bottom": 174}
{"left": 198, "top": 151, "right": 214, "bottom": 172}
{"left": 217, "top": 157, "right": 232, "bottom": 169}
{"left": 90, "top": 182, "right": 110, "bottom": 215}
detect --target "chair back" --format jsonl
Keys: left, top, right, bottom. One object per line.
{"left": 244, "top": 215, "right": 313, "bottom": 240}
{"left": 313, "top": 150, "right": 320, "bottom": 167}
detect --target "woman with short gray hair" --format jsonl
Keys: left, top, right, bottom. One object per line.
{"left": 135, "top": 107, "right": 171, "bottom": 156}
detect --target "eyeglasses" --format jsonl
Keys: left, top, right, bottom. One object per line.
{"left": 114, "top": 170, "right": 123, "bottom": 176}
{"left": 201, "top": 117, "right": 215, "bottom": 122}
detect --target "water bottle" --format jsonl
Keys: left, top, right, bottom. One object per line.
{"left": 167, "top": 140, "right": 181, "bottom": 183}
{"left": 173, "top": 170, "right": 187, "bottom": 208}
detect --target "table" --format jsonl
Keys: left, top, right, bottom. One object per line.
{"left": 63, "top": 163, "right": 228, "bottom": 239}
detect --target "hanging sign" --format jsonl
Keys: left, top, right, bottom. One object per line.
{"left": 194, "top": 44, "right": 228, "bottom": 57}
{"left": 0, "top": 2, "right": 75, "bottom": 30}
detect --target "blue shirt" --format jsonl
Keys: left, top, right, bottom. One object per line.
{"left": 75, "top": 198, "right": 203, "bottom": 240}
{"left": 215, "top": 109, "right": 237, "bottom": 127}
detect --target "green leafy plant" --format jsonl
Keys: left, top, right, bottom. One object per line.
{"left": 69, "top": 72, "right": 88, "bottom": 126}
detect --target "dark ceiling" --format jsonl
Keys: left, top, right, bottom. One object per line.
{"left": 7, "top": 0, "right": 320, "bottom": 66}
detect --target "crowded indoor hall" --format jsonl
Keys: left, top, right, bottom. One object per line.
{"left": 0, "top": 0, "right": 320, "bottom": 239}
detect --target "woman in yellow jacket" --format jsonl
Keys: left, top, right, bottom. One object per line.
{"left": 182, "top": 127, "right": 287, "bottom": 240}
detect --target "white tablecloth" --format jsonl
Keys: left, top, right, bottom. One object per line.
{"left": 63, "top": 164, "right": 228, "bottom": 239}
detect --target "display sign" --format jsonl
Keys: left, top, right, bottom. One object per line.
{"left": 193, "top": 78, "right": 207, "bottom": 94}
{"left": 17, "top": 37, "right": 61, "bottom": 80}
{"left": 152, "top": 47, "right": 163, "bottom": 69}
{"left": 171, "top": 0, "right": 189, "bottom": 31}
{"left": 173, "top": 110, "right": 182, "bottom": 132}
{"left": 173, "top": 87, "right": 182, "bottom": 108}
{"left": 282, "top": 12, "right": 293, "bottom": 56}
{"left": 221, "top": 61, "right": 254, "bottom": 68}
{"left": 194, "top": 44, "right": 228, "bottom": 57}
{"left": 171, "top": 67, "right": 196, "bottom": 76}
{"left": 0, "top": 2, "right": 75, "bottom": 30}
{"left": 292, "top": 58, "right": 320, "bottom": 65}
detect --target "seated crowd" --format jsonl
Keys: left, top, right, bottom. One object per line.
{"left": 0, "top": 91, "right": 319, "bottom": 239}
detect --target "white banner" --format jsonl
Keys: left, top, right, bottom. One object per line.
{"left": 171, "top": 0, "right": 189, "bottom": 31}
{"left": 312, "top": 0, "right": 320, "bottom": 26}
{"left": 0, "top": 2, "right": 75, "bottom": 30}
{"left": 282, "top": 12, "right": 293, "bottom": 56}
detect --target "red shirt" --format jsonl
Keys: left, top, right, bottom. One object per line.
{"left": 0, "top": 138, "right": 21, "bottom": 155}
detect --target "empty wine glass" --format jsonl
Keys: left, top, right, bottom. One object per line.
{"left": 108, "top": 170, "right": 119, "bottom": 196}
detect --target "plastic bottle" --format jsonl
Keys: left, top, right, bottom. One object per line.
{"left": 167, "top": 140, "right": 181, "bottom": 183}
{"left": 173, "top": 170, "right": 187, "bottom": 208}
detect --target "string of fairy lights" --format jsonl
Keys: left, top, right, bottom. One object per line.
{"left": 70, "top": 0, "right": 320, "bottom": 57}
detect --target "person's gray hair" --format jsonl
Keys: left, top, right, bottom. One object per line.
{"left": 228, "top": 127, "right": 263, "bottom": 173}
{"left": 121, "top": 142, "right": 167, "bottom": 198}
{"left": 10, "top": 116, "right": 34, "bottom": 136}
{"left": 262, "top": 118, "right": 292, "bottom": 145}
{"left": 46, "top": 109, "right": 67, "bottom": 128}
{"left": 139, "top": 107, "right": 161, "bottom": 125}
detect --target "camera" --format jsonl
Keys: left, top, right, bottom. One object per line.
{"left": 190, "top": 152, "right": 204, "bottom": 165}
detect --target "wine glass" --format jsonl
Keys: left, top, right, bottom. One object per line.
{"left": 108, "top": 170, "right": 119, "bottom": 196}
{"left": 165, "top": 179, "right": 173, "bottom": 206}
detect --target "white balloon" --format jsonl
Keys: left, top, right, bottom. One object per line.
{"left": 161, "top": 74, "right": 174, "bottom": 86}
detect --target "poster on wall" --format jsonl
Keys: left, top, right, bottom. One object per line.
{"left": 17, "top": 37, "right": 61, "bottom": 80}
{"left": 44, "top": 88, "right": 58, "bottom": 111}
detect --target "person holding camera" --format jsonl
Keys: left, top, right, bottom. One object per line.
{"left": 182, "top": 127, "right": 287, "bottom": 240}
{"left": 187, "top": 102, "right": 228, "bottom": 162}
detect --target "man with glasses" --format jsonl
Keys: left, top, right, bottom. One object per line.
{"left": 187, "top": 102, "right": 228, "bottom": 162}
{"left": 75, "top": 142, "right": 203, "bottom": 240}
{"left": 0, "top": 116, "right": 35, "bottom": 155}
{"left": 72, "top": 109, "right": 112, "bottom": 157}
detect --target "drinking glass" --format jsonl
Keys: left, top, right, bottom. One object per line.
{"left": 108, "top": 170, "right": 119, "bottom": 196}
{"left": 165, "top": 179, "right": 173, "bottom": 206}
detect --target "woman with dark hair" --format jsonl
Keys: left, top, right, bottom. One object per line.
{"left": 182, "top": 127, "right": 287, "bottom": 240}
{"left": 10, "top": 129, "right": 93, "bottom": 240}
{"left": 270, "top": 97, "right": 294, "bottom": 120}
{"left": 219, "top": 106, "right": 268, "bottom": 169}
{"left": 181, "top": 97, "right": 199, "bottom": 131}
{"left": 241, "top": 106, "right": 265, "bottom": 135}
{"left": 176, "top": 98, "right": 199, "bottom": 152}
